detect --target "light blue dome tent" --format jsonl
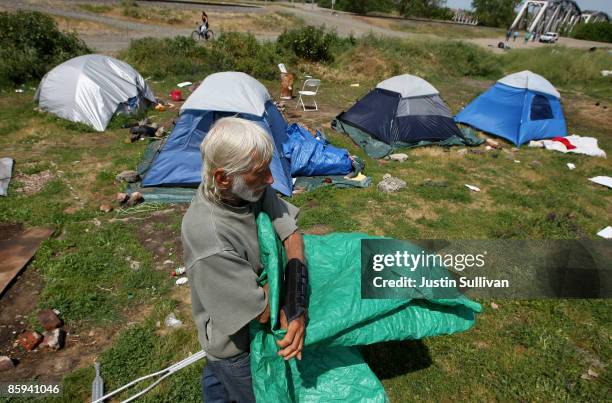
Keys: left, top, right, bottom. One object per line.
{"left": 141, "top": 72, "right": 293, "bottom": 196}
{"left": 455, "top": 71, "right": 567, "bottom": 146}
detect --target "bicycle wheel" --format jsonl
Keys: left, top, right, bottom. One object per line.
{"left": 205, "top": 30, "right": 215, "bottom": 41}
{"left": 191, "top": 30, "right": 201, "bottom": 41}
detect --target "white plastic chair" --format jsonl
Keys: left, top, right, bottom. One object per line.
{"left": 296, "top": 78, "right": 321, "bottom": 111}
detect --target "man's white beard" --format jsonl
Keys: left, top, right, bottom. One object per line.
{"left": 231, "top": 175, "right": 265, "bottom": 202}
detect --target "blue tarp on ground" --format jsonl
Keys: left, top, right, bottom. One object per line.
{"left": 282, "top": 123, "right": 352, "bottom": 177}
{"left": 455, "top": 82, "right": 567, "bottom": 146}
{"left": 141, "top": 101, "right": 294, "bottom": 196}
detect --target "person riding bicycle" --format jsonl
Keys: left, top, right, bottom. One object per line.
{"left": 199, "top": 11, "right": 209, "bottom": 36}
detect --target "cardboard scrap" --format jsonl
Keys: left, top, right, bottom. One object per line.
{"left": 0, "top": 227, "right": 54, "bottom": 294}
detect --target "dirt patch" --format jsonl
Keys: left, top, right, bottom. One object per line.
{"left": 564, "top": 97, "right": 612, "bottom": 130}
{"left": 132, "top": 205, "right": 187, "bottom": 271}
{"left": 53, "top": 15, "right": 120, "bottom": 35}
{"left": 13, "top": 170, "right": 55, "bottom": 195}
{"left": 303, "top": 224, "right": 332, "bottom": 235}
{"left": 0, "top": 253, "right": 123, "bottom": 382}
{"left": 0, "top": 223, "right": 23, "bottom": 241}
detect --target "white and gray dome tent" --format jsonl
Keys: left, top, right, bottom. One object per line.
{"left": 333, "top": 74, "right": 477, "bottom": 158}
{"left": 35, "top": 54, "right": 156, "bottom": 131}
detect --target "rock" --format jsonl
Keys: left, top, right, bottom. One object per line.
{"left": 485, "top": 138, "right": 501, "bottom": 149}
{"left": 388, "top": 153, "right": 408, "bottom": 162}
{"left": 40, "top": 329, "right": 66, "bottom": 351}
{"left": 511, "top": 147, "right": 520, "bottom": 152}
{"left": 17, "top": 331, "right": 43, "bottom": 351}
{"left": 130, "top": 260, "right": 141, "bottom": 271}
{"left": 115, "top": 170, "right": 140, "bottom": 183}
{"left": 0, "top": 356, "right": 15, "bottom": 372}
{"left": 164, "top": 313, "right": 183, "bottom": 328}
{"left": 99, "top": 204, "right": 113, "bottom": 213}
{"left": 52, "top": 357, "right": 74, "bottom": 372}
{"left": 377, "top": 174, "right": 407, "bottom": 193}
{"left": 422, "top": 179, "right": 449, "bottom": 188}
{"left": 457, "top": 148, "right": 468, "bottom": 155}
{"left": 163, "top": 260, "right": 174, "bottom": 266}
{"left": 155, "top": 126, "right": 165, "bottom": 137}
{"left": 116, "top": 192, "right": 129, "bottom": 204}
{"left": 37, "top": 309, "right": 63, "bottom": 331}
{"left": 529, "top": 160, "right": 542, "bottom": 168}
{"left": 126, "top": 192, "right": 144, "bottom": 207}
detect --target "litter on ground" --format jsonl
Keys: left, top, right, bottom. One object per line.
{"left": 596, "top": 226, "right": 612, "bottom": 239}
{"left": 164, "top": 313, "right": 183, "bottom": 328}
{"left": 465, "top": 184, "right": 481, "bottom": 192}
{"left": 175, "top": 277, "right": 188, "bottom": 286}
{"left": 528, "top": 135, "right": 606, "bottom": 158}
{"left": 567, "top": 163, "right": 576, "bottom": 170}
{"left": 176, "top": 81, "right": 192, "bottom": 88}
{"left": 588, "top": 176, "right": 612, "bottom": 188}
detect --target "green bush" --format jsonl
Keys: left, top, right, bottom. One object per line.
{"left": 210, "top": 33, "right": 281, "bottom": 80}
{"left": 120, "top": 0, "right": 140, "bottom": 18}
{"left": 120, "top": 33, "right": 283, "bottom": 81}
{"left": 278, "top": 25, "right": 354, "bottom": 62}
{"left": 119, "top": 36, "right": 210, "bottom": 79}
{"left": 0, "top": 10, "right": 90, "bottom": 88}
{"left": 572, "top": 22, "right": 612, "bottom": 43}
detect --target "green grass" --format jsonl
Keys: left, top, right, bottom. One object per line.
{"left": 0, "top": 29, "right": 609, "bottom": 402}
{"left": 389, "top": 19, "right": 505, "bottom": 39}
{"left": 77, "top": 3, "right": 112, "bottom": 14}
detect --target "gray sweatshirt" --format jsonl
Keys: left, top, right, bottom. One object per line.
{"left": 182, "top": 186, "right": 299, "bottom": 360}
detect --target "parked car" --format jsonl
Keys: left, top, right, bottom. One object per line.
{"left": 539, "top": 32, "right": 559, "bottom": 43}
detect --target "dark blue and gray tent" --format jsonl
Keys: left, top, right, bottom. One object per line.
{"left": 332, "top": 74, "right": 476, "bottom": 158}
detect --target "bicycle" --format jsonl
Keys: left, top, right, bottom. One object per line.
{"left": 191, "top": 23, "right": 214, "bottom": 41}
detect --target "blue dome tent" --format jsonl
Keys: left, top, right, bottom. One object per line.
{"left": 455, "top": 71, "right": 567, "bottom": 146}
{"left": 141, "top": 72, "right": 293, "bottom": 196}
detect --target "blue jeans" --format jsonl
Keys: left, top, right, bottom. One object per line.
{"left": 202, "top": 352, "right": 255, "bottom": 403}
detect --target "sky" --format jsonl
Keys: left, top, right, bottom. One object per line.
{"left": 445, "top": 0, "right": 612, "bottom": 15}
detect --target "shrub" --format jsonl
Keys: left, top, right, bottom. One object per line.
{"left": 278, "top": 26, "right": 354, "bottom": 62}
{"left": 0, "top": 10, "right": 90, "bottom": 88}
{"left": 120, "top": 0, "right": 140, "bottom": 18}
{"left": 209, "top": 33, "right": 281, "bottom": 80}
{"left": 120, "top": 33, "right": 283, "bottom": 81}
{"left": 572, "top": 22, "right": 612, "bottom": 43}
{"left": 119, "top": 36, "right": 210, "bottom": 79}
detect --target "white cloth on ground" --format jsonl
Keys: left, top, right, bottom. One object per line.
{"left": 528, "top": 135, "right": 606, "bottom": 158}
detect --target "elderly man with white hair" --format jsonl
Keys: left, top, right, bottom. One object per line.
{"left": 182, "top": 117, "right": 307, "bottom": 403}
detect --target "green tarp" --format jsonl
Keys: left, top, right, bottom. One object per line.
{"left": 250, "top": 213, "right": 481, "bottom": 401}
{"left": 331, "top": 119, "right": 485, "bottom": 159}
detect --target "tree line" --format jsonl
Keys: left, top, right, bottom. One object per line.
{"left": 315, "top": 0, "right": 523, "bottom": 28}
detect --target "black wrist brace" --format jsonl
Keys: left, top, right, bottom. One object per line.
{"left": 282, "top": 258, "right": 308, "bottom": 323}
